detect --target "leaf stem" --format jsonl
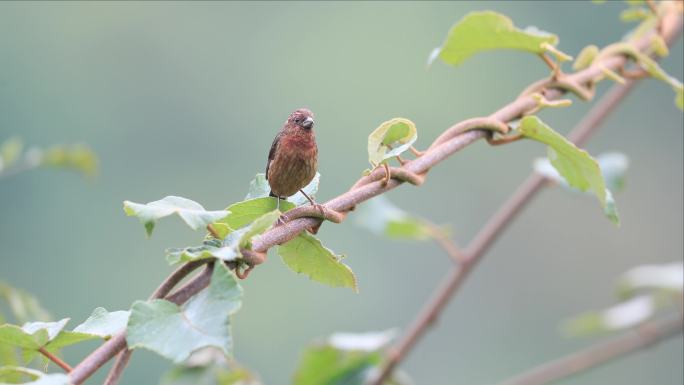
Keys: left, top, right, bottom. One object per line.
{"left": 38, "top": 347, "right": 73, "bottom": 373}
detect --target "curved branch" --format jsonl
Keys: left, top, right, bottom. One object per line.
{"left": 497, "top": 316, "right": 683, "bottom": 385}
{"left": 69, "top": 264, "right": 215, "bottom": 385}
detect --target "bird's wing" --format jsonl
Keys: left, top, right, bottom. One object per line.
{"left": 265, "top": 132, "right": 281, "bottom": 180}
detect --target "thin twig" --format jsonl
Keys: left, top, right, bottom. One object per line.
{"left": 69, "top": 264, "right": 215, "bottom": 385}
{"left": 367, "top": 70, "right": 646, "bottom": 385}
{"left": 497, "top": 316, "right": 683, "bottom": 385}
{"left": 68, "top": 6, "right": 683, "bottom": 385}
{"left": 103, "top": 350, "right": 131, "bottom": 385}
{"left": 38, "top": 347, "right": 73, "bottom": 373}
{"left": 367, "top": 10, "right": 684, "bottom": 382}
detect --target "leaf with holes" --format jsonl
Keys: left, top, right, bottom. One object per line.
{"left": 430, "top": 11, "right": 567, "bottom": 67}
{"left": 124, "top": 196, "right": 229, "bottom": 237}
{"left": 278, "top": 233, "right": 357, "bottom": 292}
{"left": 520, "top": 116, "right": 617, "bottom": 224}
{"left": 126, "top": 264, "right": 243, "bottom": 363}
{"left": 368, "top": 118, "right": 417, "bottom": 167}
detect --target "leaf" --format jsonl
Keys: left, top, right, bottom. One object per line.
{"left": 293, "top": 330, "right": 398, "bottom": 385}
{"left": 620, "top": 7, "right": 650, "bottom": 22}
{"left": 573, "top": 45, "right": 599, "bottom": 70}
{"left": 355, "top": 196, "right": 434, "bottom": 240}
{"left": 618, "top": 262, "right": 683, "bottom": 297}
{"left": 367, "top": 118, "right": 417, "bottom": 167}
{"left": 0, "top": 319, "right": 69, "bottom": 352}
{"left": 278, "top": 233, "right": 357, "bottom": 292}
{"left": 219, "top": 198, "right": 294, "bottom": 232}
{"left": 40, "top": 144, "right": 98, "bottom": 177}
{"left": 0, "top": 367, "right": 70, "bottom": 385}
{"left": 127, "top": 264, "right": 243, "bottom": 363}
{"left": 564, "top": 295, "right": 655, "bottom": 335}
{"left": 0, "top": 282, "right": 52, "bottom": 324}
{"left": 0, "top": 138, "right": 23, "bottom": 171}
{"left": 535, "top": 152, "right": 628, "bottom": 192}
{"left": 124, "top": 196, "right": 229, "bottom": 237}
{"left": 520, "top": 116, "right": 616, "bottom": 224}
{"left": 675, "top": 83, "right": 683, "bottom": 111}
{"left": 72, "top": 307, "right": 130, "bottom": 339}
{"left": 160, "top": 348, "right": 260, "bottom": 385}
{"left": 432, "top": 11, "right": 563, "bottom": 67}
{"left": 168, "top": 211, "right": 279, "bottom": 265}
{"left": 244, "top": 173, "right": 321, "bottom": 207}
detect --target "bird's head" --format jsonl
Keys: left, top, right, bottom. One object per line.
{"left": 288, "top": 108, "right": 315, "bottom": 130}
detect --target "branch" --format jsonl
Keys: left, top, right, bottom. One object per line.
{"left": 248, "top": 3, "right": 683, "bottom": 260}
{"left": 497, "top": 316, "right": 683, "bottom": 385}
{"left": 368, "top": 8, "right": 683, "bottom": 384}
{"left": 38, "top": 347, "right": 73, "bottom": 373}
{"left": 68, "top": 263, "right": 214, "bottom": 385}
{"left": 68, "top": 5, "right": 683, "bottom": 385}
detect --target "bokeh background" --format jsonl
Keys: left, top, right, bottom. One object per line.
{"left": 1, "top": 1, "right": 682, "bottom": 384}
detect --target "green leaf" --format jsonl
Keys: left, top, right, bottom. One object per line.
{"left": 573, "top": 45, "right": 599, "bottom": 70}
{"left": 618, "top": 262, "right": 683, "bottom": 298}
{"left": 520, "top": 116, "right": 616, "bottom": 224}
{"left": 0, "top": 365, "right": 40, "bottom": 383}
{"left": 0, "top": 318, "right": 69, "bottom": 352}
{"left": 0, "top": 138, "right": 23, "bottom": 171}
{"left": 40, "top": 144, "right": 98, "bottom": 177}
{"left": 0, "top": 282, "right": 52, "bottom": 324}
{"left": 127, "top": 264, "right": 243, "bottom": 363}
{"left": 160, "top": 348, "right": 260, "bottom": 385}
{"left": 367, "top": 118, "right": 417, "bottom": 167}
{"left": 124, "top": 196, "right": 229, "bottom": 237}
{"left": 355, "top": 196, "right": 434, "bottom": 240}
{"left": 168, "top": 211, "right": 279, "bottom": 265}
{"left": 278, "top": 233, "right": 357, "bottom": 292}
{"left": 0, "top": 367, "right": 70, "bottom": 385}
{"left": 432, "top": 11, "right": 563, "bottom": 67}
{"left": 220, "top": 198, "right": 294, "bottom": 232}
{"left": 72, "top": 307, "right": 129, "bottom": 339}
{"left": 293, "top": 330, "right": 397, "bottom": 385}
{"left": 620, "top": 7, "right": 650, "bottom": 22}
{"left": 564, "top": 295, "right": 655, "bottom": 335}
{"left": 245, "top": 173, "right": 320, "bottom": 207}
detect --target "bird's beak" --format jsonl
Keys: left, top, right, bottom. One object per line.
{"left": 302, "top": 116, "right": 314, "bottom": 129}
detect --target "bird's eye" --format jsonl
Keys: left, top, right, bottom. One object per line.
{"left": 295, "top": 118, "right": 301, "bottom": 123}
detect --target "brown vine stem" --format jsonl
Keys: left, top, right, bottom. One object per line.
{"left": 38, "top": 347, "right": 73, "bottom": 373}
{"left": 497, "top": 315, "right": 683, "bottom": 385}
{"left": 368, "top": 78, "right": 641, "bottom": 385}
{"left": 368, "top": 8, "right": 683, "bottom": 385}
{"left": 69, "top": 262, "right": 214, "bottom": 385}
{"left": 67, "top": 5, "right": 682, "bottom": 385}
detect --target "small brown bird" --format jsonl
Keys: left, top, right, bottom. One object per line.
{"left": 266, "top": 108, "right": 319, "bottom": 211}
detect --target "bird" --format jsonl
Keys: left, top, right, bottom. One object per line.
{"left": 266, "top": 108, "right": 319, "bottom": 213}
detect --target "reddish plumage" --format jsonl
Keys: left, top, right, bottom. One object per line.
{"left": 266, "top": 108, "right": 318, "bottom": 199}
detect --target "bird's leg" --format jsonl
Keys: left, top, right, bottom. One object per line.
{"left": 276, "top": 196, "right": 290, "bottom": 226}
{"left": 299, "top": 189, "right": 325, "bottom": 216}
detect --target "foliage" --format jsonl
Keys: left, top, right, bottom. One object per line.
{"left": 0, "top": 137, "right": 98, "bottom": 179}
{"left": 127, "top": 264, "right": 242, "bottom": 363}
{"left": 565, "top": 262, "right": 683, "bottom": 335}
{"left": 367, "top": 118, "right": 418, "bottom": 167}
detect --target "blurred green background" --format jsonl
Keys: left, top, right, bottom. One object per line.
{"left": 1, "top": 1, "right": 682, "bottom": 384}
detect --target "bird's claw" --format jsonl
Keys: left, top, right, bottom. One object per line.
{"left": 276, "top": 213, "right": 290, "bottom": 226}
